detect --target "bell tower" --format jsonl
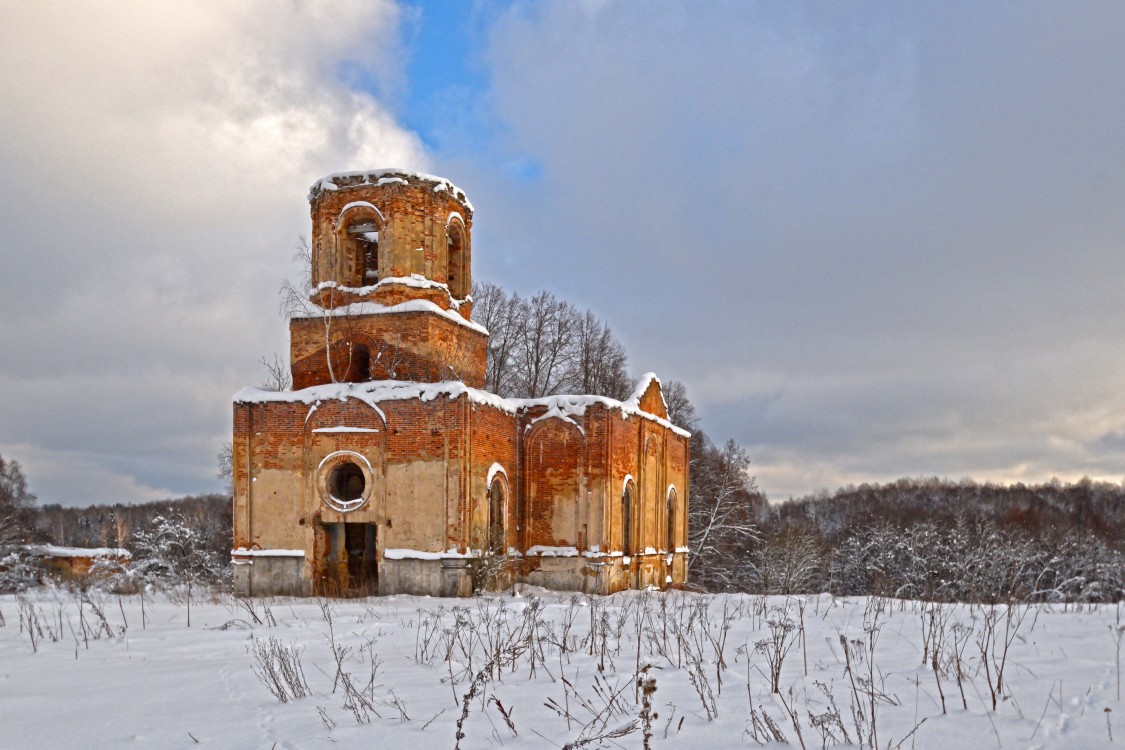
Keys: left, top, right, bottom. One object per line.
{"left": 289, "top": 170, "right": 487, "bottom": 389}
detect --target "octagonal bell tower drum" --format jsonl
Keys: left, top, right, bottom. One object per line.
{"left": 290, "top": 170, "right": 487, "bottom": 389}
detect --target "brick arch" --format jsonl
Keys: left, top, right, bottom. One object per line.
{"left": 305, "top": 396, "right": 387, "bottom": 430}
{"left": 522, "top": 419, "right": 586, "bottom": 549}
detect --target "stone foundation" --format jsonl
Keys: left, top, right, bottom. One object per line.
{"left": 232, "top": 554, "right": 310, "bottom": 597}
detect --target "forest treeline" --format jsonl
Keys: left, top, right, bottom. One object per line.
{"left": 33, "top": 493, "right": 231, "bottom": 555}
{"left": 735, "top": 477, "right": 1125, "bottom": 603}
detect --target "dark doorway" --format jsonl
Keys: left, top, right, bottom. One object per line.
{"left": 345, "top": 523, "right": 377, "bottom": 595}
{"left": 321, "top": 522, "right": 377, "bottom": 596}
{"left": 344, "top": 344, "right": 370, "bottom": 383}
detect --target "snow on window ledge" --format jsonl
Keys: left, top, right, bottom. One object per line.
{"left": 231, "top": 548, "right": 305, "bottom": 558}
{"left": 28, "top": 545, "right": 131, "bottom": 559}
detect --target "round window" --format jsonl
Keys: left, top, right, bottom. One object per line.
{"left": 318, "top": 451, "right": 373, "bottom": 512}
{"left": 330, "top": 461, "right": 365, "bottom": 502}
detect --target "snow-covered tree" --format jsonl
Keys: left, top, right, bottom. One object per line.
{"left": 748, "top": 523, "right": 823, "bottom": 595}
{"left": 662, "top": 380, "right": 698, "bottom": 431}
{"left": 132, "top": 513, "right": 227, "bottom": 626}
{"left": 0, "top": 454, "right": 40, "bottom": 592}
{"left": 0, "top": 454, "right": 35, "bottom": 549}
{"left": 688, "top": 436, "right": 765, "bottom": 591}
{"left": 565, "top": 309, "right": 631, "bottom": 400}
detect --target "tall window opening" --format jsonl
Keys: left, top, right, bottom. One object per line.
{"left": 622, "top": 483, "right": 634, "bottom": 556}
{"left": 488, "top": 480, "right": 505, "bottom": 553}
{"left": 666, "top": 488, "right": 677, "bottom": 552}
{"left": 347, "top": 222, "right": 379, "bottom": 285}
{"left": 447, "top": 221, "right": 468, "bottom": 299}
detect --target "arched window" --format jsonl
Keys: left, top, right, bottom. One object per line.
{"left": 488, "top": 478, "right": 506, "bottom": 553}
{"left": 622, "top": 482, "right": 634, "bottom": 556}
{"left": 447, "top": 219, "right": 468, "bottom": 299}
{"left": 666, "top": 487, "right": 677, "bottom": 552}
{"left": 323, "top": 202, "right": 383, "bottom": 291}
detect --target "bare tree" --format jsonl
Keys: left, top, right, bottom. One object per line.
{"left": 0, "top": 454, "right": 35, "bottom": 552}
{"left": 688, "top": 436, "right": 764, "bottom": 591}
{"left": 217, "top": 443, "right": 234, "bottom": 496}
{"left": 511, "top": 290, "right": 576, "bottom": 399}
{"left": 472, "top": 282, "right": 523, "bottom": 396}
{"left": 0, "top": 454, "right": 39, "bottom": 591}
{"left": 748, "top": 523, "right": 823, "bottom": 595}
{"left": 259, "top": 353, "right": 292, "bottom": 391}
{"left": 565, "top": 310, "right": 630, "bottom": 400}
{"left": 472, "top": 282, "right": 631, "bottom": 400}
{"left": 662, "top": 380, "right": 699, "bottom": 430}
{"left": 280, "top": 236, "right": 362, "bottom": 384}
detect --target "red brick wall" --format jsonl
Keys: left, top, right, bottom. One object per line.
{"left": 637, "top": 380, "right": 669, "bottom": 419}
{"left": 523, "top": 420, "right": 585, "bottom": 548}
{"left": 468, "top": 404, "right": 519, "bottom": 550}
{"left": 309, "top": 175, "right": 472, "bottom": 305}
{"left": 289, "top": 311, "right": 486, "bottom": 389}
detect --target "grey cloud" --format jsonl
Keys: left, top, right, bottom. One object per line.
{"left": 454, "top": 1, "right": 1125, "bottom": 499}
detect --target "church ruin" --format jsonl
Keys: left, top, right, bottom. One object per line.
{"left": 231, "top": 170, "right": 690, "bottom": 597}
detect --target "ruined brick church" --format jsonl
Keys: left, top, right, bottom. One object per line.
{"left": 232, "top": 170, "right": 689, "bottom": 597}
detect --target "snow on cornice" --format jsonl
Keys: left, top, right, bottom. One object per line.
{"left": 292, "top": 296, "right": 487, "bottom": 335}
{"left": 313, "top": 274, "right": 469, "bottom": 303}
{"left": 519, "top": 392, "right": 690, "bottom": 438}
{"left": 233, "top": 380, "right": 691, "bottom": 438}
{"left": 309, "top": 168, "right": 473, "bottom": 212}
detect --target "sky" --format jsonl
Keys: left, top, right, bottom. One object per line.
{"left": 2, "top": 1, "right": 1125, "bottom": 506}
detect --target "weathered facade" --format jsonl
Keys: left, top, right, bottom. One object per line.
{"left": 232, "top": 170, "right": 690, "bottom": 597}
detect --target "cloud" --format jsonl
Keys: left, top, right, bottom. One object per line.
{"left": 463, "top": 1, "right": 1125, "bottom": 500}
{"left": 5, "top": 1, "right": 1125, "bottom": 506}
{"left": 0, "top": 0, "right": 428, "bottom": 505}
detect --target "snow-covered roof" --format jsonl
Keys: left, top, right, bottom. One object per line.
{"left": 234, "top": 379, "right": 690, "bottom": 437}
{"left": 291, "top": 297, "right": 488, "bottom": 335}
{"left": 309, "top": 168, "right": 473, "bottom": 212}
{"left": 27, "top": 545, "right": 131, "bottom": 559}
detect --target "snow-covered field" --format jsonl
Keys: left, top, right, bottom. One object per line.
{"left": 1, "top": 588, "right": 1122, "bottom": 749}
